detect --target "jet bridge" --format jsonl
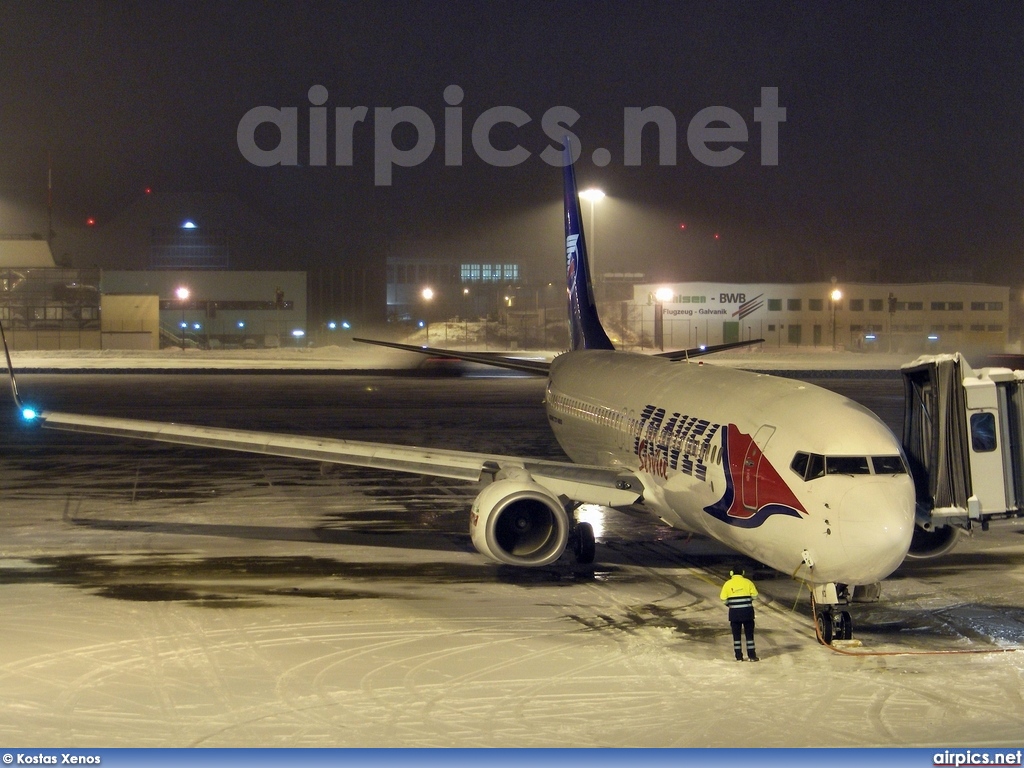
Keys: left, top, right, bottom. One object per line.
{"left": 902, "top": 353, "right": 1024, "bottom": 540}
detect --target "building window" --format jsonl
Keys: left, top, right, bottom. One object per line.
{"left": 850, "top": 299, "right": 864, "bottom": 311}
{"left": 787, "top": 299, "right": 802, "bottom": 311}
{"left": 948, "top": 302, "right": 963, "bottom": 311}
{"left": 869, "top": 298, "right": 884, "bottom": 311}
{"left": 931, "top": 302, "right": 946, "bottom": 311}
{"left": 908, "top": 301, "right": 923, "bottom": 311}
{"left": 808, "top": 298, "right": 823, "bottom": 311}
{"left": 988, "top": 324, "right": 1004, "bottom": 332}
{"left": 768, "top": 299, "right": 782, "bottom": 311}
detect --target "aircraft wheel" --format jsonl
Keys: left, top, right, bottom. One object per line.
{"left": 816, "top": 611, "right": 834, "bottom": 645}
{"left": 574, "top": 522, "right": 596, "bottom": 564}
{"left": 838, "top": 610, "right": 853, "bottom": 640}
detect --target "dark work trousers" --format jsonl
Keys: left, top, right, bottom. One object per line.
{"left": 731, "top": 619, "right": 756, "bottom": 659}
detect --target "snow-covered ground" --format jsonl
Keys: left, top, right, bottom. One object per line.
{"left": 1, "top": 375, "right": 1023, "bottom": 747}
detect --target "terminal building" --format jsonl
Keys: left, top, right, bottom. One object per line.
{"left": 2, "top": 234, "right": 1019, "bottom": 357}
{"left": 628, "top": 281, "right": 1012, "bottom": 354}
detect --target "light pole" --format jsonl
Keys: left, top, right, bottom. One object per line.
{"left": 830, "top": 285, "right": 842, "bottom": 351}
{"left": 579, "top": 188, "right": 605, "bottom": 287}
{"left": 421, "top": 286, "right": 434, "bottom": 342}
{"left": 175, "top": 286, "right": 190, "bottom": 350}
{"left": 654, "top": 286, "right": 673, "bottom": 351}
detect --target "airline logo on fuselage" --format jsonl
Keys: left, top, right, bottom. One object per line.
{"left": 632, "top": 404, "right": 807, "bottom": 529}
{"left": 566, "top": 234, "right": 580, "bottom": 281}
{"left": 702, "top": 424, "right": 807, "bottom": 528}
{"left": 634, "top": 404, "right": 719, "bottom": 482}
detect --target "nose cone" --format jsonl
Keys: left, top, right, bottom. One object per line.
{"left": 837, "top": 479, "right": 916, "bottom": 583}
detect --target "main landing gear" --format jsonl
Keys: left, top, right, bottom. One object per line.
{"left": 565, "top": 501, "right": 597, "bottom": 565}
{"left": 571, "top": 520, "right": 596, "bottom": 564}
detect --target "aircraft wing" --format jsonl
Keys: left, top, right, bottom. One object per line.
{"left": 30, "top": 409, "right": 644, "bottom": 508}
{"left": 352, "top": 337, "right": 764, "bottom": 369}
{"left": 352, "top": 338, "right": 552, "bottom": 375}
{"left": 653, "top": 338, "right": 766, "bottom": 361}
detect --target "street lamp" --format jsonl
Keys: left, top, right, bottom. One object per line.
{"left": 420, "top": 286, "right": 434, "bottom": 341}
{"left": 830, "top": 286, "right": 842, "bottom": 351}
{"left": 175, "top": 286, "right": 190, "bottom": 350}
{"left": 579, "top": 188, "right": 605, "bottom": 284}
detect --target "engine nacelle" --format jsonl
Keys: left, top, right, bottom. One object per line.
{"left": 470, "top": 477, "right": 570, "bottom": 566}
{"left": 905, "top": 523, "right": 962, "bottom": 559}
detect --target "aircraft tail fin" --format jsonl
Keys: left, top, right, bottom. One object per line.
{"left": 563, "top": 142, "right": 614, "bottom": 352}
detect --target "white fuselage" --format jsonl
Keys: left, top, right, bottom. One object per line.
{"left": 545, "top": 351, "right": 916, "bottom": 585}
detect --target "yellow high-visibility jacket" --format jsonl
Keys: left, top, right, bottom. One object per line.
{"left": 720, "top": 574, "right": 758, "bottom": 621}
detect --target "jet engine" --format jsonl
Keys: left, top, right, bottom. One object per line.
{"left": 904, "top": 523, "right": 962, "bottom": 559}
{"left": 470, "top": 477, "right": 570, "bottom": 566}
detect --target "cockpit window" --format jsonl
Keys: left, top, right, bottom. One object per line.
{"left": 826, "top": 456, "right": 870, "bottom": 475}
{"left": 807, "top": 453, "right": 825, "bottom": 480}
{"left": 871, "top": 455, "right": 907, "bottom": 474}
{"left": 790, "top": 452, "right": 809, "bottom": 477}
{"left": 791, "top": 451, "right": 906, "bottom": 480}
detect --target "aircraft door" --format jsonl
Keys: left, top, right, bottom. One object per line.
{"left": 741, "top": 425, "right": 777, "bottom": 511}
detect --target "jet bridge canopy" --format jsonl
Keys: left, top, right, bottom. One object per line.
{"left": 902, "top": 353, "right": 1024, "bottom": 526}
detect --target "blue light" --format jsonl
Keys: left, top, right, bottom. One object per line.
{"left": 292, "top": 329, "right": 305, "bottom": 337}
{"left": 237, "top": 321, "right": 245, "bottom": 329}
{"left": 928, "top": 334, "right": 939, "bottom": 341}
{"left": 865, "top": 334, "right": 877, "bottom": 341}
{"left": 22, "top": 407, "right": 37, "bottom": 421}
{"left": 180, "top": 321, "right": 187, "bottom": 329}
{"left": 182, "top": 220, "right": 197, "bottom": 229}
{"left": 327, "top": 321, "right": 337, "bottom": 330}
{"left": 341, "top": 321, "right": 351, "bottom": 330}
{"left": 192, "top": 323, "right": 201, "bottom": 330}
{"left": 418, "top": 321, "right": 425, "bottom": 328}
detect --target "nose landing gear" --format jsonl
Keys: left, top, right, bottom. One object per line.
{"left": 811, "top": 582, "right": 854, "bottom": 645}
{"left": 815, "top": 606, "right": 853, "bottom": 645}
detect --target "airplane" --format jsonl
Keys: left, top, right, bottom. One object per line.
{"left": 1, "top": 143, "right": 917, "bottom": 645}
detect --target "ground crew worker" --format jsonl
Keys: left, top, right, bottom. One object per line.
{"left": 720, "top": 569, "right": 759, "bottom": 661}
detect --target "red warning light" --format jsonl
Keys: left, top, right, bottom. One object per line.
{"left": 85, "top": 217, "right": 96, "bottom": 227}
{"left": 144, "top": 187, "right": 152, "bottom": 195}
{"left": 679, "top": 223, "right": 687, "bottom": 230}
{"left": 713, "top": 233, "right": 720, "bottom": 240}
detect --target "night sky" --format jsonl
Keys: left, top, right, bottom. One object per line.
{"left": 1, "top": 1, "right": 1022, "bottom": 284}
